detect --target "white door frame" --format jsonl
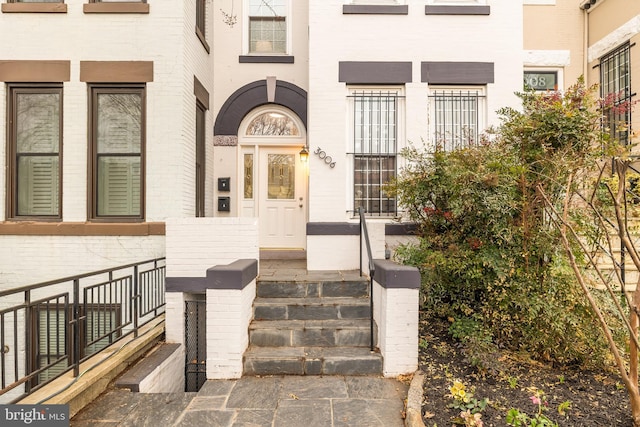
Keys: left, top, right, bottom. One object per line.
{"left": 237, "top": 106, "right": 307, "bottom": 249}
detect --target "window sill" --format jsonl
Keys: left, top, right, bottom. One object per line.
{"left": 425, "top": 5, "right": 490, "bottom": 15}
{"left": 2, "top": 3, "right": 67, "bottom": 13}
{"left": 343, "top": 4, "right": 408, "bottom": 14}
{"left": 239, "top": 55, "right": 295, "bottom": 64}
{"left": 0, "top": 221, "right": 165, "bottom": 236}
{"left": 83, "top": 3, "right": 149, "bottom": 14}
{"left": 196, "top": 26, "right": 210, "bottom": 54}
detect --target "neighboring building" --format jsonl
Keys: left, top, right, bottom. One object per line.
{"left": 523, "top": 0, "right": 584, "bottom": 92}
{"left": 583, "top": 0, "right": 639, "bottom": 147}
{"left": 524, "top": 0, "right": 638, "bottom": 149}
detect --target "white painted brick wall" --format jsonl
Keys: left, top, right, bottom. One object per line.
{"left": 206, "top": 281, "right": 255, "bottom": 379}
{"left": 138, "top": 345, "right": 185, "bottom": 394}
{"left": 307, "top": 221, "right": 386, "bottom": 271}
{"left": 308, "top": 0, "right": 523, "bottom": 223}
{"left": 373, "top": 281, "right": 419, "bottom": 377}
{"left": 0, "top": 236, "right": 165, "bottom": 289}
{"left": 165, "top": 292, "right": 186, "bottom": 344}
{"left": 165, "top": 218, "right": 259, "bottom": 277}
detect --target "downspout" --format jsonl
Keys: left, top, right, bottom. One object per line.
{"left": 583, "top": 4, "right": 588, "bottom": 81}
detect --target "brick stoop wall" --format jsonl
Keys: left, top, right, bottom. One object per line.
{"left": 163, "top": 218, "right": 420, "bottom": 380}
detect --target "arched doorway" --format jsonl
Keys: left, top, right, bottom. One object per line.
{"left": 238, "top": 106, "right": 307, "bottom": 250}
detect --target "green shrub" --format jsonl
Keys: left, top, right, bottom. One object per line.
{"left": 391, "top": 80, "right": 613, "bottom": 368}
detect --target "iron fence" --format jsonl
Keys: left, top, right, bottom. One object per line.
{"left": 184, "top": 300, "right": 206, "bottom": 392}
{"left": 0, "top": 258, "right": 165, "bottom": 403}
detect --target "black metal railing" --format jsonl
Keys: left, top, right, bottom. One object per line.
{"left": 358, "top": 207, "right": 376, "bottom": 351}
{"left": 0, "top": 258, "right": 165, "bottom": 403}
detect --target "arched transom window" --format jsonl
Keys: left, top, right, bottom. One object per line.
{"left": 246, "top": 112, "right": 300, "bottom": 136}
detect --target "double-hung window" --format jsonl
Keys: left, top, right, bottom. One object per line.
{"left": 248, "top": 0, "right": 288, "bottom": 54}
{"left": 429, "top": 87, "right": 485, "bottom": 151}
{"left": 7, "top": 85, "right": 62, "bottom": 220}
{"left": 600, "top": 42, "right": 632, "bottom": 145}
{"left": 350, "top": 90, "right": 400, "bottom": 216}
{"left": 89, "top": 85, "right": 145, "bottom": 220}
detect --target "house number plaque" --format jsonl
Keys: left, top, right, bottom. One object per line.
{"left": 313, "top": 147, "right": 336, "bottom": 168}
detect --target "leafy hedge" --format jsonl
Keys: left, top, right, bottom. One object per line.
{"left": 391, "top": 80, "right": 613, "bottom": 368}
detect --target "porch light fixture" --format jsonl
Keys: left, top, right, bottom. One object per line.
{"left": 580, "top": 0, "right": 596, "bottom": 9}
{"left": 299, "top": 146, "right": 309, "bottom": 162}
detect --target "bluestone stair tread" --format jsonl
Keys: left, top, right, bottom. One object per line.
{"left": 253, "top": 297, "right": 370, "bottom": 305}
{"left": 243, "top": 346, "right": 383, "bottom": 375}
{"left": 244, "top": 346, "right": 380, "bottom": 358}
{"left": 249, "top": 319, "right": 371, "bottom": 330}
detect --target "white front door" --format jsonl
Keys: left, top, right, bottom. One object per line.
{"left": 258, "top": 147, "right": 306, "bottom": 249}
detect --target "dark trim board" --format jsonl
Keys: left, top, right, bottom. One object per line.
{"left": 339, "top": 61, "right": 412, "bottom": 84}
{"left": 208, "top": 259, "right": 258, "bottom": 290}
{"left": 385, "top": 223, "right": 418, "bottom": 235}
{"left": 421, "top": 61, "right": 494, "bottom": 85}
{"left": 425, "top": 5, "right": 490, "bottom": 15}
{"left": 166, "top": 259, "right": 258, "bottom": 292}
{"left": 343, "top": 4, "right": 408, "bottom": 14}
{"left": 307, "top": 222, "right": 418, "bottom": 236}
{"left": 239, "top": 55, "right": 295, "bottom": 63}
{"left": 373, "top": 259, "right": 420, "bottom": 289}
{"left": 307, "top": 222, "right": 360, "bottom": 236}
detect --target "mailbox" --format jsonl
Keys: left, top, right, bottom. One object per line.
{"left": 218, "top": 177, "right": 230, "bottom": 192}
{"left": 217, "top": 197, "right": 230, "bottom": 212}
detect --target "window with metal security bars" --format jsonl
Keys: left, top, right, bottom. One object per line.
{"left": 350, "top": 90, "right": 400, "bottom": 216}
{"left": 600, "top": 42, "right": 632, "bottom": 145}
{"left": 429, "top": 89, "right": 485, "bottom": 151}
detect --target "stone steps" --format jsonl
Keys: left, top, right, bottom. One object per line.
{"left": 244, "top": 276, "right": 382, "bottom": 376}
{"left": 253, "top": 297, "right": 371, "bottom": 321}
{"left": 249, "top": 319, "right": 375, "bottom": 348}
{"left": 256, "top": 280, "right": 370, "bottom": 299}
{"left": 243, "top": 346, "right": 383, "bottom": 376}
